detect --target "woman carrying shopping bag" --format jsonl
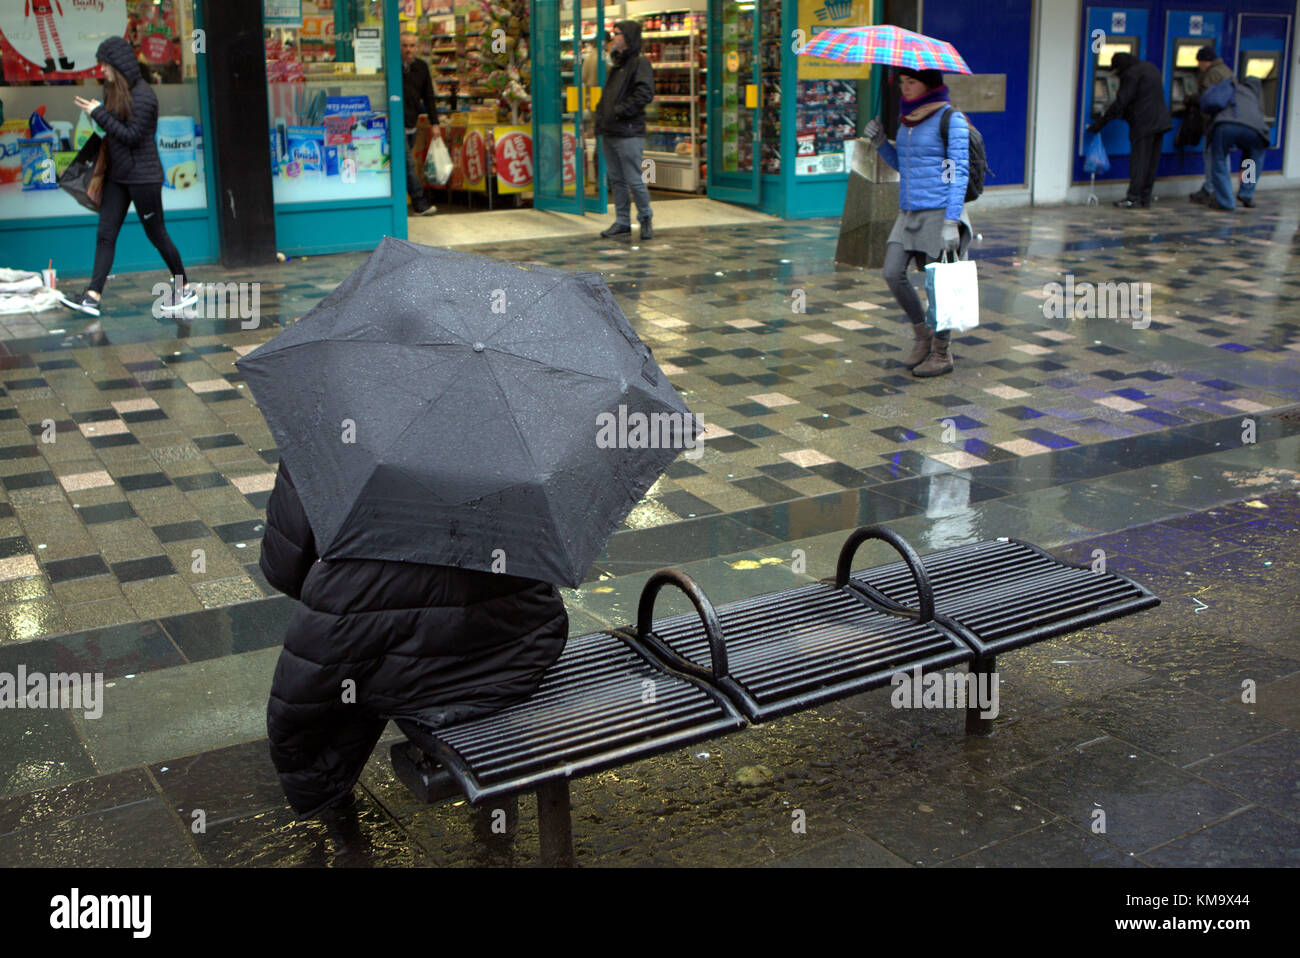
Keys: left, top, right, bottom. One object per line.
{"left": 60, "top": 37, "right": 196, "bottom": 328}
{"left": 863, "top": 67, "right": 972, "bottom": 377}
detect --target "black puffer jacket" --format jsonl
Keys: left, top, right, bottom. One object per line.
{"left": 90, "top": 37, "right": 164, "bottom": 185}
{"left": 596, "top": 20, "right": 655, "bottom": 138}
{"left": 261, "top": 462, "right": 569, "bottom": 816}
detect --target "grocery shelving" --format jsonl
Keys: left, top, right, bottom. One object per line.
{"left": 643, "top": 8, "right": 707, "bottom": 192}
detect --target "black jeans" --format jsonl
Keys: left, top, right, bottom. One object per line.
{"left": 90, "top": 180, "right": 186, "bottom": 294}
{"left": 1126, "top": 132, "right": 1163, "bottom": 204}
{"left": 883, "top": 242, "right": 950, "bottom": 341}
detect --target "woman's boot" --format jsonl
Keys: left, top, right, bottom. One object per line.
{"left": 903, "top": 322, "right": 933, "bottom": 370}
{"left": 913, "top": 336, "right": 954, "bottom": 377}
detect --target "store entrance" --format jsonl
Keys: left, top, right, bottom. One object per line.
{"left": 400, "top": 2, "right": 717, "bottom": 221}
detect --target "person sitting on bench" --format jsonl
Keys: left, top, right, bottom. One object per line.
{"left": 259, "top": 461, "right": 569, "bottom": 819}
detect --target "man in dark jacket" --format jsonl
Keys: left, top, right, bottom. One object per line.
{"left": 1203, "top": 76, "right": 1271, "bottom": 211}
{"left": 260, "top": 462, "right": 568, "bottom": 817}
{"left": 401, "top": 32, "right": 438, "bottom": 216}
{"left": 595, "top": 20, "right": 655, "bottom": 239}
{"left": 1087, "top": 53, "right": 1173, "bottom": 208}
{"left": 1188, "top": 46, "right": 1234, "bottom": 204}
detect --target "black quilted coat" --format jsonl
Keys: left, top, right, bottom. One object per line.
{"left": 90, "top": 37, "right": 165, "bottom": 185}
{"left": 260, "top": 462, "right": 568, "bottom": 816}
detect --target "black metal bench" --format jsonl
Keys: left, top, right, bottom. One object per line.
{"left": 390, "top": 526, "right": 1159, "bottom": 865}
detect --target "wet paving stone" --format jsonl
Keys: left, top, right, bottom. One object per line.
{"left": 1139, "top": 806, "right": 1300, "bottom": 868}
{"left": 1, "top": 205, "right": 1299, "bottom": 865}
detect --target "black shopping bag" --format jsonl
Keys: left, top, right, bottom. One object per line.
{"left": 58, "top": 134, "right": 108, "bottom": 213}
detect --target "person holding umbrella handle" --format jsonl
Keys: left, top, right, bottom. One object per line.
{"left": 863, "top": 67, "right": 971, "bottom": 378}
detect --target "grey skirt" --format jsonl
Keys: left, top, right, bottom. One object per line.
{"left": 887, "top": 207, "right": 973, "bottom": 263}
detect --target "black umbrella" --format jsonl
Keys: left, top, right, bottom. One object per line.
{"left": 237, "top": 237, "right": 699, "bottom": 587}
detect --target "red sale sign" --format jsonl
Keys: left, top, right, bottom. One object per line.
{"left": 561, "top": 131, "right": 576, "bottom": 187}
{"left": 493, "top": 128, "right": 532, "bottom": 193}
{"left": 463, "top": 129, "right": 486, "bottom": 187}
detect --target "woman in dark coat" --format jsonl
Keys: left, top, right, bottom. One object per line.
{"left": 63, "top": 36, "right": 196, "bottom": 326}
{"left": 260, "top": 461, "right": 569, "bottom": 817}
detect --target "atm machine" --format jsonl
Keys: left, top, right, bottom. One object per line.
{"left": 1080, "top": 7, "right": 1148, "bottom": 158}
{"left": 1163, "top": 11, "right": 1225, "bottom": 154}
{"left": 1237, "top": 13, "right": 1292, "bottom": 149}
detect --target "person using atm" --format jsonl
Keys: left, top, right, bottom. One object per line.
{"left": 1087, "top": 54, "right": 1173, "bottom": 209}
{"left": 1188, "top": 46, "right": 1233, "bottom": 205}
{"left": 1202, "top": 75, "right": 1271, "bottom": 211}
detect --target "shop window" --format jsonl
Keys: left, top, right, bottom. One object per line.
{"left": 265, "top": 0, "right": 392, "bottom": 203}
{"left": 0, "top": 0, "right": 206, "bottom": 221}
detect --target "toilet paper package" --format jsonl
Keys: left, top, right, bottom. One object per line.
{"left": 156, "top": 116, "right": 198, "bottom": 190}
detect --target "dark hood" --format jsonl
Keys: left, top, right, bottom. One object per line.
{"left": 96, "top": 36, "right": 142, "bottom": 85}
{"left": 614, "top": 19, "right": 642, "bottom": 60}
{"left": 1110, "top": 53, "right": 1135, "bottom": 73}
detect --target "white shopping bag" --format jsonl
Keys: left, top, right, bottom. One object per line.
{"left": 424, "top": 134, "right": 453, "bottom": 186}
{"left": 924, "top": 256, "right": 980, "bottom": 333}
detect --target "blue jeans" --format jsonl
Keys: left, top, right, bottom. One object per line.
{"left": 1208, "top": 122, "right": 1268, "bottom": 209}
{"left": 601, "top": 135, "right": 652, "bottom": 226}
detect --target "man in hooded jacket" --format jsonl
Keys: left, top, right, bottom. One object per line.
{"left": 595, "top": 20, "right": 655, "bottom": 239}
{"left": 260, "top": 461, "right": 569, "bottom": 817}
{"left": 1087, "top": 53, "right": 1173, "bottom": 208}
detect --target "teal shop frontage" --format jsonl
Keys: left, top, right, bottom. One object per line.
{"left": 0, "top": 1, "right": 220, "bottom": 275}
{"left": 0, "top": 0, "right": 409, "bottom": 276}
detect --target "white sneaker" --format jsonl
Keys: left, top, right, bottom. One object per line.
{"left": 156, "top": 282, "right": 199, "bottom": 314}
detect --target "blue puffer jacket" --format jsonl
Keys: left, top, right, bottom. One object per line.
{"left": 877, "top": 106, "right": 968, "bottom": 221}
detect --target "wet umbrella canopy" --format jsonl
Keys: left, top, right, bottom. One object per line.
{"left": 237, "top": 237, "right": 699, "bottom": 587}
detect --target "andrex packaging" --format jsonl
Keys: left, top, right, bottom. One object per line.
{"left": 156, "top": 116, "right": 198, "bottom": 190}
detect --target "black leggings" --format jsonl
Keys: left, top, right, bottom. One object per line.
{"left": 882, "top": 242, "right": 950, "bottom": 341}
{"left": 90, "top": 180, "right": 186, "bottom": 294}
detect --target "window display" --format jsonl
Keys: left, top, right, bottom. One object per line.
{"left": 795, "top": 78, "right": 856, "bottom": 175}
{"left": 265, "top": 0, "right": 392, "bottom": 204}
{"left": 0, "top": 0, "right": 205, "bottom": 221}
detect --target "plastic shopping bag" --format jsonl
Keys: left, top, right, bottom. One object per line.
{"left": 1083, "top": 132, "right": 1110, "bottom": 175}
{"left": 924, "top": 256, "right": 980, "bottom": 334}
{"left": 57, "top": 133, "right": 108, "bottom": 212}
{"left": 424, "top": 133, "right": 452, "bottom": 186}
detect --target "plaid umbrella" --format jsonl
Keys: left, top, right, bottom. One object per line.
{"left": 797, "top": 24, "right": 972, "bottom": 75}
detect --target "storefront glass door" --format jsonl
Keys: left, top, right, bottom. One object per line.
{"left": 706, "top": 0, "right": 761, "bottom": 205}
{"left": 533, "top": 0, "right": 605, "bottom": 215}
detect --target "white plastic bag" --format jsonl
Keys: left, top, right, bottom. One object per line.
{"left": 424, "top": 134, "right": 452, "bottom": 186}
{"left": 924, "top": 256, "right": 980, "bottom": 333}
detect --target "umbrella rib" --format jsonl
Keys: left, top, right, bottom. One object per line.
{"left": 479, "top": 275, "right": 569, "bottom": 347}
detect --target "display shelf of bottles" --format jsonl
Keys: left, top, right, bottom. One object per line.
{"left": 642, "top": 9, "right": 707, "bottom": 191}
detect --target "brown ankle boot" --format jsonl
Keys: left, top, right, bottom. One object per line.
{"left": 903, "top": 323, "right": 933, "bottom": 370}
{"left": 912, "top": 336, "right": 954, "bottom": 377}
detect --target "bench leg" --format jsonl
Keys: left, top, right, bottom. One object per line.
{"left": 536, "top": 780, "right": 575, "bottom": 868}
{"left": 471, "top": 794, "right": 520, "bottom": 863}
{"left": 965, "top": 655, "right": 996, "bottom": 737}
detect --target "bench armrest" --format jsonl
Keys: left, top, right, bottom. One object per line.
{"left": 835, "top": 526, "right": 935, "bottom": 623}
{"left": 636, "top": 569, "right": 731, "bottom": 682}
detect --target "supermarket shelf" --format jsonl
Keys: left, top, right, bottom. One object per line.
{"left": 651, "top": 61, "right": 696, "bottom": 69}
{"left": 645, "top": 125, "right": 694, "bottom": 133}
{"left": 656, "top": 94, "right": 700, "bottom": 102}
{"left": 643, "top": 30, "right": 693, "bottom": 38}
